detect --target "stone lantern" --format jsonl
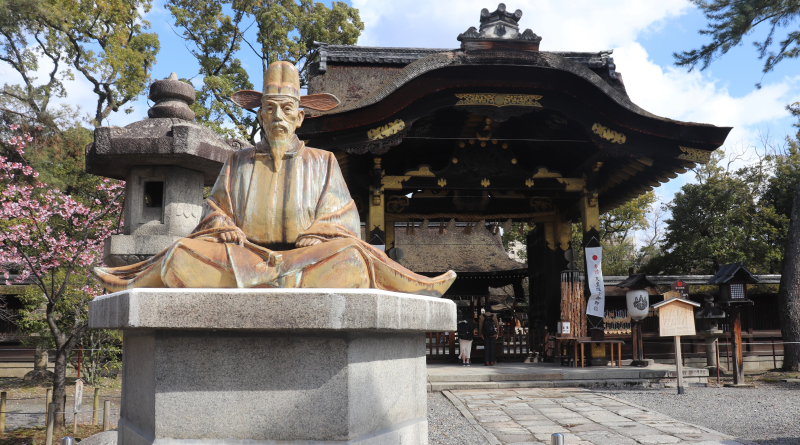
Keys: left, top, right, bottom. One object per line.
{"left": 707, "top": 262, "right": 759, "bottom": 386}
{"left": 616, "top": 273, "right": 657, "bottom": 367}
{"left": 85, "top": 73, "right": 244, "bottom": 266}
{"left": 695, "top": 294, "right": 727, "bottom": 374}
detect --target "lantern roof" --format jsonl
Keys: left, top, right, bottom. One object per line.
{"left": 652, "top": 297, "right": 701, "bottom": 309}
{"left": 616, "top": 273, "right": 658, "bottom": 290}
{"left": 706, "top": 262, "right": 760, "bottom": 285}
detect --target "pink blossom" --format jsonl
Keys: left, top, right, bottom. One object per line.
{"left": 0, "top": 124, "right": 124, "bottom": 301}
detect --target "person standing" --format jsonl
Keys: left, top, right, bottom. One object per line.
{"left": 479, "top": 304, "right": 499, "bottom": 366}
{"left": 457, "top": 310, "right": 475, "bottom": 366}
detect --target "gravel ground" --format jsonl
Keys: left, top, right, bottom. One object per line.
{"left": 598, "top": 382, "right": 800, "bottom": 445}
{"left": 428, "top": 392, "right": 488, "bottom": 445}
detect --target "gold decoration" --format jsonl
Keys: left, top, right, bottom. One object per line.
{"left": 591, "top": 123, "right": 626, "bottom": 144}
{"left": 367, "top": 119, "right": 405, "bottom": 141}
{"left": 557, "top": 178, "right": 585, "bottom": 192}
{"left": 492, "top": 140, "right": 497, "bottom": 145}
{"left": 677, "top": 146, "right": 712, "bottom": 164}
{"left": 381, "top": 175, "right": 410, "bottom": 190}
{"left": 511, "top": 158, "right": 517, "bottom": 164}
{"left": 530, "top": 198, "right": 554, "bottom": 212}
{"left": 437, "top": 178, "right": 447, "bottom": 187}
{"left": 480, "top": 141, "right": 486, "bottom": 147}
{"left": 459, "top": 142, "right": 465, "bottom": 148}
{"left": 386, "top": 196, "right": 410, "bottom": 213}
{"left": 455, "top": 93, "right": 543, "bottom": 108}
{"left": 502, "top": 143, "right": 508, "bottom": 149}
{"left": 469, "top": 139, "right": 475, "bottom": 145}
{"left": 532, "top": 167, "right": 562, "bottom": 178}
{"left": 481, "top": 178, "right": 490, "bottom": 187}
{"left": 492, "top": 191, "right": 525, "bottom": 199}
{"left": 525, "top": 178, "right": 535, "bottom": 188}
{"left": 405, "top": 166, "right": 436, "bottom": 177}
{"left": 452, "top": 158, "right": 458, "bottom": 164}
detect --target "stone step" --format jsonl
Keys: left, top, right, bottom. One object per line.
{"left": 426, "top": 368, "right": 708, "bottom": 382}
{"left": 428, "top": 378, "right": 654, "bottom": 391}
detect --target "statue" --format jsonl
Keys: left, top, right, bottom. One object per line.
{"left": 93, "top": 61, "right": 457, "bottom": 296}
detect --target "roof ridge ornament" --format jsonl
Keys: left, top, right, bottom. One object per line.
{"left": 457, "top": 3, "right": 542, "bottom": 51}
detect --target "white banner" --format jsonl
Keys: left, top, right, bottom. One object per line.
{"left": 585, "top": 246, "right": 605, "bottom": 317}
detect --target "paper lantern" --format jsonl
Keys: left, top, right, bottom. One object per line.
{"left": 626, "top": 289, "right": 650, "bottom": 321}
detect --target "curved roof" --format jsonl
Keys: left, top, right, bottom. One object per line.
{"left": 393, "top": 223, "right": 525, "bottom": 274}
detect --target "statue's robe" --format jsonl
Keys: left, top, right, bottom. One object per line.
{"left": 94, "top": 137, "right": 456, "bottom": 296}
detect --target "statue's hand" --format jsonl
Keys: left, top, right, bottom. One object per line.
{"left": 219, "top": 228, "right": 247, "bottom": 245}
{"left": 296, "top": 237, "right": 322, "bottom": 247}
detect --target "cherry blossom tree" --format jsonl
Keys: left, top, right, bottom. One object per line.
{"left": 0, "top": 124, "right": 123, "bottom": 429}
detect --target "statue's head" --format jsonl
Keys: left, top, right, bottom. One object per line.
{"left": 230, "top": 61, "right": 340, "bottom": 170}
{"left": 256, "top": 61, "right": 304, "bottom": 144}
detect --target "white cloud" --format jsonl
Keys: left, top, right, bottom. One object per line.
{"left": 354, "top": 0, "right": 691, "bottom": 50}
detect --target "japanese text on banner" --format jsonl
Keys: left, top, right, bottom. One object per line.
{"left": 585, "top": 246, "right": 605, "bottom": 317}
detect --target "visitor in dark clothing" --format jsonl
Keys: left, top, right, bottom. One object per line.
{"left": 479, "top": 304, "right": 499, "bottom": 366}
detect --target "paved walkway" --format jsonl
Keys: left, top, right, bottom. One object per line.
{"left": 443, "top": 388, "right": 754, "bottom": 445}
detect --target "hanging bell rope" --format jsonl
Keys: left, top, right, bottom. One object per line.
{"left": 439, "top": 218, "right": 444, "bottom": 234}
{"left": 502, "top": 218, "right": 512, "bottom": 233}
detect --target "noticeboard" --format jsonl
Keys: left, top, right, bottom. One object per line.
{"left": 658, "top": 302, "right": 696, "bottom": 337}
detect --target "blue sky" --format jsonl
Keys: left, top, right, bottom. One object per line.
{"left": 6, "top": 0, "right": 800, "bottom": 208}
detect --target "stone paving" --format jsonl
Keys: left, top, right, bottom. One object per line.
{"left": 443, "top": 388, "right": 754, "bottom": 445}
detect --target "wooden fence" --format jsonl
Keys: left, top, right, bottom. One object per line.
{"left": 426, "top": 326, "right": 533, "bottom": 363}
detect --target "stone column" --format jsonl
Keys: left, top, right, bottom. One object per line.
{"left": 89, "top": 289, "right": 455, "bottom": 445}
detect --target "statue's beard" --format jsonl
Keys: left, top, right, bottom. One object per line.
{"left": 266, "top": 122, "right": 293, "bottom": 172}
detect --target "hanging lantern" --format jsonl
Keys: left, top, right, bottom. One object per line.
{"left": 616, "top": 272, "right": 658, "bottom": 367}
{"left": 626, "top": 289, "right": 650, "bottom": 321}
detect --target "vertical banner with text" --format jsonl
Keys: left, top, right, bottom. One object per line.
{"left": 585, "top": 246, "right": 605, "bottom": 317}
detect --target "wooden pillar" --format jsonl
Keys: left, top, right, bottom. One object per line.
{"left": 730, "top": 307, "right": 746, "bottom": 385}
{"left": 367, "top": 157, "right": 386, "bottom": 249}
{"left": 580, "top": 192, "right": 607, "bottom": 365}
{"left": 526, "top": 228, "right": 537, "bottom": 359}
{"left": 385, "top": 220, "right": 395, "bottom": 252}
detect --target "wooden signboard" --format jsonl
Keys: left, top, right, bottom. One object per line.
{"left": 658, "top": 302, "right": 696, "bottom": 337}
{"left": 652, "top": 298, "right": 700, "bottom": 395}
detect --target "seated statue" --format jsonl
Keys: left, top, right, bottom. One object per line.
{"left": 93, "top": 61, "right": 456, "bottom": 297}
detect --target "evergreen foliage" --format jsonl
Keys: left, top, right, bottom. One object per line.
{"left": 167, "top": 0, "right": 363, "bottom": 141}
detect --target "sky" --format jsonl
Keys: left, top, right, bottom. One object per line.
{"left": 5, "top": 0, "right": 800, "bottom": 206}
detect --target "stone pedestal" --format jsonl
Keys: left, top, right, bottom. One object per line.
{"left": 89, "top": 288, "right": 456, "bottom": 445}
{"left": 699, "top": 329, "right": 726, "bottom": 374}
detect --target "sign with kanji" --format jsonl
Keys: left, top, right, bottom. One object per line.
{"left": 671, "top": 281, "right": 689, "bottom": 298}
{"left": 585, "top": 247, "right": 605, "bottom": 317}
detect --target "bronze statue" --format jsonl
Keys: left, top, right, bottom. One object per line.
{"left": 93, "top": 62, "right": 456, "bottom": 296}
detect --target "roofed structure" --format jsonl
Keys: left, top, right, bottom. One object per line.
{"left": 296, "top": 3, "right": 734, "bottom": 331}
